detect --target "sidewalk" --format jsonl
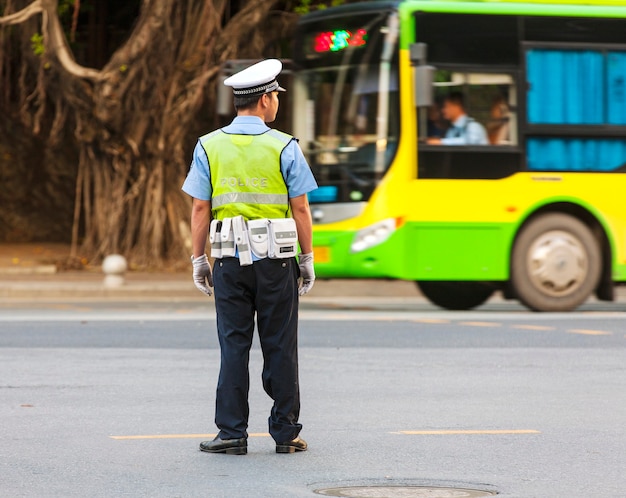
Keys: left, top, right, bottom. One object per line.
{"left": 0, "top": 243, "right": 419, "bottom": 301}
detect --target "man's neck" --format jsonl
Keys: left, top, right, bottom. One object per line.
{"left": 238, "top": 109, "right": 265, "bottom": 121}
{"left": 452, "top": 113, "right": 468, "bottom": 126}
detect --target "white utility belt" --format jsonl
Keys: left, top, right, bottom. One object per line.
{"left": 209, "top": 216, "right": 298, "bottom": 266}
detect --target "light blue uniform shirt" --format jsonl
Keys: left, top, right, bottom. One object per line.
{"left": 182, "top": 116, "right": 318, "bottom": 201}
{"left": 441, "top": 114, "right": 488, "bottom": 146}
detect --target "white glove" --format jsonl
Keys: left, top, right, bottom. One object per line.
{"left": 191, "top": 254, "right": 213, "bottom": 296}
{"left": 298, "top": 252, "right": 315, "bottom": 296}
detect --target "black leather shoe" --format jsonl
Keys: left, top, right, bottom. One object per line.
{"left": 276, "top": 437, "right": 307, "bottom": 453}
{"left": 199, "top": 436, "right": 247, "bottom": 455}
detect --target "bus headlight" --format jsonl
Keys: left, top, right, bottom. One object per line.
{"left": 351, "top": 218, "right": 397, "bottom": 253}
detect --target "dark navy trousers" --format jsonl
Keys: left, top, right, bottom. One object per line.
{"left": 212, "top": 256, "right": 302, "bottom": 443}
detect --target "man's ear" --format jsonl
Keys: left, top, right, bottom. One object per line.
{"left": 259, "top": 93, "right": 269, "bottom": 108}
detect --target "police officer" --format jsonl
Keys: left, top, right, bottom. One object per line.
{"left": 182, "top": 59, "right": 318, "bottom": 455}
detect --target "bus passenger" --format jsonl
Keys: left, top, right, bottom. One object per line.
{"left": 426, "top": 102, "right": 448, "bottom": 138}
{"left": 487, "top": 97, "right": 511, "bottom": 145}
{"left": 426, "top": 92, "right": 488, "bottom": 145}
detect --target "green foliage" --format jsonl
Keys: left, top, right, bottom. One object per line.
{"left": 30, "top": 33, "right": 45, "bottom": 56}
{"left": 58, "top": 0, "right": 74, "bottom": 17}
{"left": 294, "top": 0, "right": 347, "bottom": 15}
{"left": 294, "top": 0, "right": 311, "bottom": 14}
{"left": 58, "top": 0, "right": 96, "bottom": 46}
{"left": 434, "top": 70, "right": 453, "bottom": 83}
{"left": 21, "top": 1, "right": 91, "bottom": 59}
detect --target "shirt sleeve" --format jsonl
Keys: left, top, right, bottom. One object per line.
{"left": 181, "top": 141, "right": 212, "bottom": 200}
{"left": 281, "top": 139, "right": 318, "bottom": 198}
{"left": 440, "top": 135, "right": 467, "bottom": 145}
{"left": 466, "top": 121, "right": 489, "bottom": 145}
{"left": 440, "top": 121, "right": 488, "bottom": 145}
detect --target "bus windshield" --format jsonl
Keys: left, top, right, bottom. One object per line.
{"left": 294, "top": 11, "right": 400, "bottom": 205}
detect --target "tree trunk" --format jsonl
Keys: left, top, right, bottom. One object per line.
{"left": 0, "top": 0, "right": 297, "bottom": 268}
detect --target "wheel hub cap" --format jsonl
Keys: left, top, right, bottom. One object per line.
{"left": 527, "top": 230, "right": 587, "bottom": 296}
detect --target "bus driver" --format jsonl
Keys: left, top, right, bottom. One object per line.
{"left": 426, "top": 92, "right": 488, "bottom": 146}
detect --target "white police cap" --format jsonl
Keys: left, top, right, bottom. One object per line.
{"left": 224, "top": 59, "right": 286, "bottom": 96}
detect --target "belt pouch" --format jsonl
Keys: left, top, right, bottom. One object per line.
{"left": 232, "top": 215, "right": 253, "bottom": 266}
{"left": 268, "top": 218, "right": 298, "bottom": 259}
{"left": 247, "top": 219, "right": 269, "bottom": 259}
{"left": 220, "top": 217, "right": 236, "bottom": 257}
{"left": 209, "top": 219, "right": 222, "bottom": 259}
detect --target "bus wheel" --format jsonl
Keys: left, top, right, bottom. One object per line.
{"left": 511, "top": 213, "right": 601, "bottom": 312}
{"left": 416, "top": 281, "right": 494, "bottom": 310}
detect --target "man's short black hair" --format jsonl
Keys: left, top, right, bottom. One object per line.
{"left": 445, "top": 91, "right": 465, "bottom": 108}
{"left": 234, "top": 94, "right": 263, "bottom": 111}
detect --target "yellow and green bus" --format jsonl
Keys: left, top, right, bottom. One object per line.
{"left": 291, "top": 0, "right": 626, "bottom": 311}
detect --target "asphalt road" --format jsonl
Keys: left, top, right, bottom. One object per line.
{"left": 1, "top": 302, "right": 625, "bottom": 497}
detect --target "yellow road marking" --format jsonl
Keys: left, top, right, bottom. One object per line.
{"left": 392, "top": 430, "right": 540, "bottom": 435}
{"left": 113, "top": 429, "right": 542, "bottom": 440}
{"left": 110, "top": 432, "right": 270, "bottom": 440}
{"left": 511, "top": 324, "right": 555, "bottom": 331}
{"left": 568, "top": 329, "right": 612, "bottom": 336}
{"left": 412, "top": 318, "right": 451, "bottom": 324}
{"left": 458, "top": 321, "right": 501, "bottom": 327}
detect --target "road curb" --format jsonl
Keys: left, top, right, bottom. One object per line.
{"left": 0, "top": 268, "right": 421, "bottom": 301}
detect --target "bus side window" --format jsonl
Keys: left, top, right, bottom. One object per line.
{"left": 525, "top": 48, "right": 626, "bottom": 172}
{"left": 418, "top": 72, "right": 521, "bottom": 179}
{"left": 429, "top": 71, "right": 517, "bottom": 147}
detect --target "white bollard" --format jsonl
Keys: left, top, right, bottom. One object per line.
{"left": 102, "top": 254, "right": 127, "bottom": 288}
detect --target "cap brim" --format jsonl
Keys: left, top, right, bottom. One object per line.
{"left": 277, "top": 85, "right": 286, "bottom": 92}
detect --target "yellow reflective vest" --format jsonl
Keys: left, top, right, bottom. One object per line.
{"left": 200, "top": 129, "right": 293, "bottom": 221}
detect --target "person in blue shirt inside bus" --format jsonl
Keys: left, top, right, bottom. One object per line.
{"left": 427, "top": 91, "right": 488, "bottom": 145}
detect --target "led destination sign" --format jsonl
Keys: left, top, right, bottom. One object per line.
{"left": 313, "top": 28, "right": 368, "bottom": 53}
